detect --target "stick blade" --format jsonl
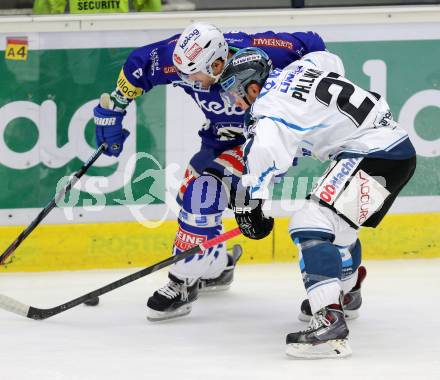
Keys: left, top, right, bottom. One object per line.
{"left": 0, "top": 294, "right": 30, "bottom": 317}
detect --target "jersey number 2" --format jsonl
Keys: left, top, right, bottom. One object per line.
{"left": 315, "top": 72, "right": 377, "bottom": 127}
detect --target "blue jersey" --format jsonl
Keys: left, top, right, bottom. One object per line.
{"left": 114, "top": 31, "right": 326, "bottom": 149}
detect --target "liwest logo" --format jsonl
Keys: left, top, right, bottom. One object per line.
{"left": 179, "top": 29, "right": 200, "bottom": 49}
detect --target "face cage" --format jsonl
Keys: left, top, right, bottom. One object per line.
{"left": 220, "top": 84, "right": 248, "bottom": 108}
{"left": 176, "top": 60, "right": 224, "bottom": 92}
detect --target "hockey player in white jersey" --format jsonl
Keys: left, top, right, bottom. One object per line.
{"left": 219, "top": 48, "right": 416, "bottom": 358}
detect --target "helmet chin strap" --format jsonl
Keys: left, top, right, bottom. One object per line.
{"left": 206, "top": 71, "right": 221, "bottom": 83}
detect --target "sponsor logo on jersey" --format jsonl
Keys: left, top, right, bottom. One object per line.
{"left": 116, "top": 69, "right": 143, "bottom": 99}
{"left": 185, "top": 43, "right": 203, "bottom": 62}
{"left": 149, "top": 48, "right": 160, "bottom": 77}
{"left": 328, "top": 158, "right": 360, "bottom": 188}
{"left": 260, "top": 68, "right": 282, "bottom": 94}
{"left": 215, "top": 123, "right": 244, "bottom": 141}
{"left": 163, "top": 65, "right": 177, "bottom": 75}
{"left": 193, "top": 93, "right": 245, "bottom": 116}
{"left": 132, "top": 68, "right": 143, "bottom": 79}
{"left": 215, "top": 146, "right": 244, "bottom": 176}
{"left": 225, "top": 38, "right": 244, "bottom": 44}
{"left": 313, "top": 158, "right": 361, "bottom": 204}
{"left": 332, "top": 169, "right": 390, "bottom": 227}
{"left": 174, "top": 226, "right": 207, "bottom": 252}
{"left": 173, "top": 53, "right": 182, "bottom": 65}
{"left": 374, "top": 110, "right": 396, "bottom": 129}
{"left": 357, "top": 170, "right": 371, "bottom": 225}
{"left": 179, "top": 29, "right": 200, "bottom": 49}
{"left": 252, "top": 37, "right": 293, "bottom": 50}
{"left": 280, "top": 71, "right": 297, "bottom": 93}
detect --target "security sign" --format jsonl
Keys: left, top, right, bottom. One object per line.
{"left": 5, "top": 37, "right": 28, "bottom": 61}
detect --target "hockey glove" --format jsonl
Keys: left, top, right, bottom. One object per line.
{"left": 234, "top": 199, "right": 274, "bottom": 240}
{"left": 94, "top": 94, "right": 129, "bottom": 157}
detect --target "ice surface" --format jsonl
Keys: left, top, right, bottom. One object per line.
{"left": 1, "top": 260, "right": 439, "bottom": 380}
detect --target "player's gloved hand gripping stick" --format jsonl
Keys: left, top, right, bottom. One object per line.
{"left": 0, "top": 227, "right": 241, "bottom": 320}
{"left": 94, "top": 93, "right": 130, "bottom": 157}
{"left": 231, "top": 186, "right": 273, "bottom": 240}
{"left": 0, "top": 94, "right": 127, "bottom": 266}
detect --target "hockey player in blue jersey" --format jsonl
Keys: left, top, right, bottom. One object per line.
{"left": 93, "top": 22, "right": 326, "bottom": 320}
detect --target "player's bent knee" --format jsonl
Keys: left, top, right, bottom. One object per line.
{"left": 290, "top": 230, "right": 342, "bottom": 289}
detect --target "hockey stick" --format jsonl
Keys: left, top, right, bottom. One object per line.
{"left": 0, "top": 227, "right": 241, "bottom": 320}
{"left": 0, "top": 143, "right": 108, "bottom": 266}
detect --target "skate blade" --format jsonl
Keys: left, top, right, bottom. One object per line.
{"left": 232, "top": 244, "right": 243, "bottom": 263}
{"left": 298, "top": 309, "right": 359, "bottom": 323}
{"left": 286, "top": 339, "right": 352, "bottom": 359}
{"left": 147, "top": 305, "right": 192, "bottom": 322}
{"left": 297, "top": 312, "right": 312, "bottom": 323}
{"left": 199, "top": 284, "right": 231, "bottom": 293}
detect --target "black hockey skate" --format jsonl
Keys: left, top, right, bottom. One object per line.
{"left": 147, "top": 273, "right": 199, "bottom": 321}
{"left": 298, "top": 266, "right": 367, "bottom": 322}
{"left": 198, "top": 244, "right": 243, "bottom": 292}
{"left": 81, "top": 246, "right": 242, "bottom": 308}
{"left": 286, "top": 304, "right": 352, "bottom": 359}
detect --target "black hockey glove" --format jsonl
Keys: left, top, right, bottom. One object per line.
{"left": 233, "top": 199, "right": 274, "bottom": 240}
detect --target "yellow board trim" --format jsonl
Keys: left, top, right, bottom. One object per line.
{"left": 273, "top": 213, "right": 440, "bottom": 262}
{"left": 0, "top": 213, "right": 439, "bottom": 272}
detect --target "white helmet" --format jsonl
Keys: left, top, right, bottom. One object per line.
{"left": 173, "top": 22, "right": 228, "bottom": 88}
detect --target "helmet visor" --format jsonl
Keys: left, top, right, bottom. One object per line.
{"left": 219, "top": 75, "right": 247, "bottom": 107}
{"left": 220, "top": 90, "right": 238, "bottom": 108}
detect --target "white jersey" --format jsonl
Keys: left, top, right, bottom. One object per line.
{"left": 243, "top": 51, "right": 412, "bottom": 199}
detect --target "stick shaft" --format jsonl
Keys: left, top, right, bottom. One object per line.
{"left": 0, "top": 227, "right": 241, "bottom": 320}
{"left": 0, "top": 144, "right": 107, "bottom": 265}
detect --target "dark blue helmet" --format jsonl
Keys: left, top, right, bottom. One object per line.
{"left": 219, "top": 47, "right": 272, "bottom": 104}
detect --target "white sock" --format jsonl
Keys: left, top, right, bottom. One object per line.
{"left": 308, "top": 280, "right": 342, "bottom": 314}
{"left": 341, "top": 270, "right": 358, "bottom": 294}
